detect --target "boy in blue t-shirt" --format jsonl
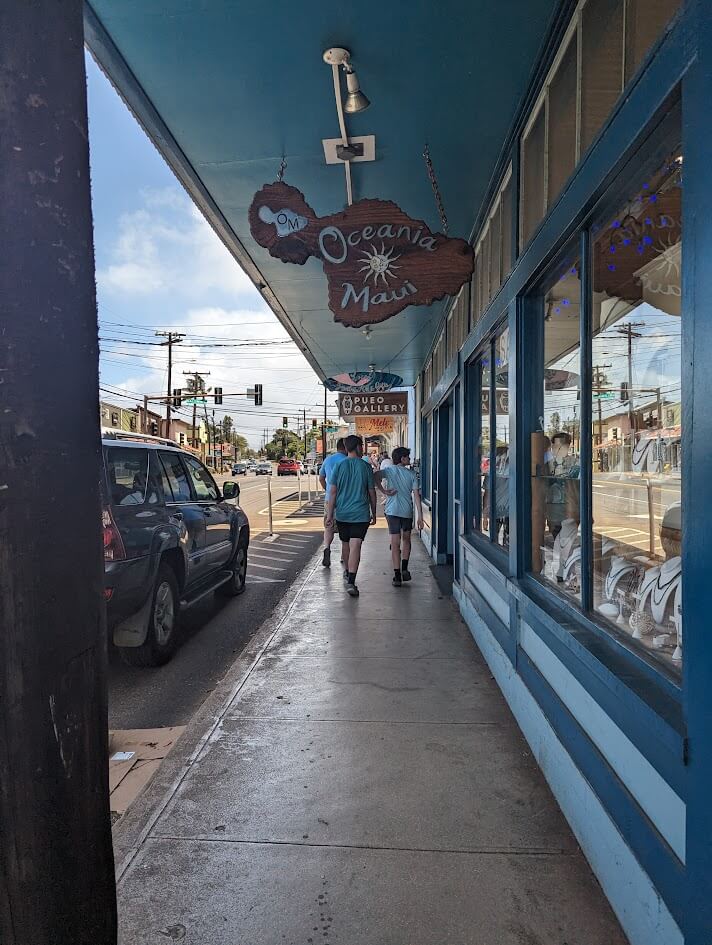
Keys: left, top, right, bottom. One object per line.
{"left": 375, "top": 446, "right": 424, "bottom": 587}
{"left": 318, "top": 438, "right": 347, "bottom": 568}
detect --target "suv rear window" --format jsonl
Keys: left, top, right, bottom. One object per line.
{"left": 106, "top": 447, "right": 158, "bottom": 506}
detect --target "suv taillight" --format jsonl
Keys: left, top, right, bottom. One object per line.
{"left": 103, "top": 508, "right": 126, "bottom": 562}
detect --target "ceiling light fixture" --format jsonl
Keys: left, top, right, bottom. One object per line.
{"left": 323, "top": 47, "right": 371, "bottom": 206}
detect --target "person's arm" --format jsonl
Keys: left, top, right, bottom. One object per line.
{"left": 413, "top": 485, "right": 424, "bottom": 531}
{"left": 319, "top": 472, "right": 327, "bottom": 491}
{"left": 325, "top": 482, "right": 337, "bottom": 526}
{"left": 374, "top": 470, "right": 396, "bottom": 497}
{"left": 368, "top": 487, "right": 377, "bottom": 525}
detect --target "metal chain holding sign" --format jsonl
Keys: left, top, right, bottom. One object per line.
{"left": 423, "top": 143, "right": 448, "bottom": 235}
{"left": 277, "top": 155, "right": 287, "bottom": 183}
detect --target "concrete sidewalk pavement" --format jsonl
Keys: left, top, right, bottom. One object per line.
{"left": 117, "top": 525, "right": 626, "bottom": 945}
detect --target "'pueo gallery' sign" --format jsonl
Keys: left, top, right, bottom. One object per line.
{"left": 339, "top": 392, "right": 408, "bottom": 418}
{"left": 248, "top": 182, "right": 474, "bottom": 327}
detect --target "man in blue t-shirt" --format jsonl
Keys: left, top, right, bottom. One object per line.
{"left": 319, "top": 438, "right": 347, "bottom": 569}
{"left": 325, "top": 434, "right": 376, "bottom": 597}
{"left": 375, "top": 446, "right": 424, "bottom": 587}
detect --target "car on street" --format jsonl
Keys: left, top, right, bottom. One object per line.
{"left": 232, "top": 462, "right": 248, "bottom": 476}
{"left": 255, "top": 461, "right": 272, "bottom": 475}
{"left": 102, "top": 433, "right": 250, "bottom": 667}
{"left": 277, "top": 457, "right": 300, "bottom": 476}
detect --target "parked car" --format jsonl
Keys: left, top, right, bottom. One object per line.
{"left": 255, "top": 461, "right": 272, "bottom": 475}
{"left": 277, "top": 457, "right": 300, "bottom": 476}
{"left": 102, "top": 436, "right": 250, "bottom": 667}
{"left": 232, "top": 462, "right": 248, "bottom": 476}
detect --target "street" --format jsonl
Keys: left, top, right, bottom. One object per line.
{"left": 108, "top": 472, "right": 325, "bottom": 729}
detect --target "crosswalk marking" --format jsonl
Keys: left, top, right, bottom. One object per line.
{"left": 248, "top": 574, "right": 286, "bottom": 584}
{"left": 249, "top": 561, "right": 286, "bottom": 572}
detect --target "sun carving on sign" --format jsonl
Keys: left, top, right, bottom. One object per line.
{"left": 358, "top": 242, "right": 401, "bottom": 286}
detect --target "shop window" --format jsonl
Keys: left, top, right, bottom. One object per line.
{"left": 519, "top": 0, "right": 681, "bottom": 251}
{"left": 531, "top": 260, "right": 582, "bottom": 602}
{"left": 478, "top": 355, "right": 491, "bottom": 536}
{"left": 581, "top": 0, "right": 624, "bottom": 152}
{"left": 590, "top": 141, "right": 682, "bottom": 671}
{"left": 424, "top": 360, "right": 433, "bottom": 399}
{"left": 472, "top": 248, "right": 482, "bottom": 325}
{"left": 490, "top": 206, "right": 502, "bottom": 296}
{"left": 421, "top": 415, "right": 432, "bottom": 503}
{"left": 521, "top": 105, "right": 546, "bottom": 247}
{"left": 471, "top": 325, "right": 510, "bottom": 547}
{"left": 493, "top": 328, "right": 511, "bottom": 547}
{"left": 482, "top": 227, "right": 491, "bottom": 308}
{"left": 547, "top": 37, "right": 578, "bottom": 206}
{"left": 501, "top": 178, "right": 513, "bottom": 279}
{"left": 624, "top": 0, "right": 681, "bottom": 82}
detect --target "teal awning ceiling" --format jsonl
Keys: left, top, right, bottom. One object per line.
{"left": 85, "top": 0, "right": 557, "bottom": 385}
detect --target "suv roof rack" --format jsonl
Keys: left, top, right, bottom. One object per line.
{"left": 101, "top": 428, "right": 178, "bottom": 448}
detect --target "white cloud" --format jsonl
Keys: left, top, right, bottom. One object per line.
{"left": 97, "top": 189, "right": 256, "bottom": 301}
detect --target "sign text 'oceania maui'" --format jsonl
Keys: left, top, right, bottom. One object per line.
{"left": 248, "top": 182, "right": 474, "bottom": 327}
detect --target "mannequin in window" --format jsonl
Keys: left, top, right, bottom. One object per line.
{"left": 546, "top": 432, "right": 580, "bottom": 539}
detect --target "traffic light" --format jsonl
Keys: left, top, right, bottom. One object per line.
{"left": 150, "top": 421, "right": 159, "bottom": 436}
{"left": 282, "top": 416, "right": 288, "bottom": 427}
{"left": 254, "top": 383, "right": 263, "bottom": 406}
{"left": 172, "top": 388, "right": 182, "bottom": 408}
{"left": 312, "top": 418, "right": 317, "bottom": 428}
{"left": 214, "top": 387, "right": 223, "bottom": 405}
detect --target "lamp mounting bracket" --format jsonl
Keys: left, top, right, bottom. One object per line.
{"left": 322, "top": 47, "right": 351, "bottom": 67}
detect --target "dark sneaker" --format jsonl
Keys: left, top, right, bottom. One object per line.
{"left": 392, "top": 573, "right": 402, "bottom": 587}
{"left": 343, "top": 568, "right": 349, "bottom": 582}
{"left": 322, "top": 547, "right": 331, "bottom": 568}
{"left": 401, "top": 569, "right": 412, "bottom": 582}
{"left": 347, "top": 584, "right": 360, "bottom": 597}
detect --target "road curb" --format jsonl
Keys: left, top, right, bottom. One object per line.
{"left": 111, "top": 542, "right": 323, "bottom": 884}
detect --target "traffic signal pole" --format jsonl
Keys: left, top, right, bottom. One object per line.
{"left": 0, "top": 3, "right": 117, "bottom": 941}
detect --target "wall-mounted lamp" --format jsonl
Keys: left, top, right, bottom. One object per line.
{"left": 323, "top": 47, "right": 371, "bottom": 206}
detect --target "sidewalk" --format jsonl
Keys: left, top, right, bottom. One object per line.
{"left": 117, "top": 525, "right": 626, "bottom": 945}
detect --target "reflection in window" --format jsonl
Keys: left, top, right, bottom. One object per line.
{"left": 479, "top": 357, "right": 491, "bottom": 536}
{"left": 531, "top": 263, "right": 582, "bottom": 601}
{"left": 494, "top": 329, "right": 510, "bottom": 547}
{"left": 591, "top": 145, "right": 682, "bottom": 671}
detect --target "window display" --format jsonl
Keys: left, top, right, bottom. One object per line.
{"left": 494, "top": 328, "right": 510, "bottom": 548}
{"left": 479, "top": 356, "right": 491, "bottom": 536}
{"left": 531, "top": 263, "right": 582, "bottom": 601}
{"left": 590, "top": 144, "right": 682, "bottom": 670}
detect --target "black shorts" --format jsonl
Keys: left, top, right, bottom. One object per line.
{"left": 336, "top": 521, "right": 370, "bottom": 542}
{"left": 386, "top": 515, "right": 413, "bottom": 535}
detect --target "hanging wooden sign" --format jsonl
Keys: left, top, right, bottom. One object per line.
{"left": 248, "top": 182, "right": 474, "bottom": 328}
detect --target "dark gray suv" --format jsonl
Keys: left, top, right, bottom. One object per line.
{"left": 102, "top": 435, "right": 249, "bottom": 667}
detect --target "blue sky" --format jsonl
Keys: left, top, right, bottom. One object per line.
{"left": 86, "top": 52, "right": 334, "bottom": 447}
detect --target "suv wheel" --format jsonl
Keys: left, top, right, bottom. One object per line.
{"left": 120, "top": 563, "right": 180, "bottom": 667}
{"left": 219, "top": 536, "right": 248, "bottom": 597}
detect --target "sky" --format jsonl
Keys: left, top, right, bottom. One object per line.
{"left": 85, "top": 52, "right": 339, "bottom": 449}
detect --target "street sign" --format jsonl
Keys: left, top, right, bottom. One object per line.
{"left": 184, "top": 397, "right": 207, "bottom": 406}
{"left": 593, "top": 391, "right": 616, "bottom": 400}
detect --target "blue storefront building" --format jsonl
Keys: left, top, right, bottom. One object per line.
{"left": 7, "top": 0, "right": 709, "bottom": 941}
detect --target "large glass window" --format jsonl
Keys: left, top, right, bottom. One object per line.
{"left": 520, "top": 0, "right": 681, "bottom": 251}
{"left": 471, "top": 325, "right": 510, "bottom": 548}
{"left": 590, "top": 143, "right": 682, "bottom": 670}
{"left": 528, "top": 98, "right": 682, "bottom": 676}
{"left": 531, "top": 262, "right": 582, "bottom": 601}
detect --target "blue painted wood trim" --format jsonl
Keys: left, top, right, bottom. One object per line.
{"left": 516, "top": 590, "right": 686, "bottom": 798}
{"left": 461, "top": 575, "right": 517, "bottom": 665}
{"left": 679, "top": 3, "right": 712, "bottom": 940}
{"left": 514, "top": 575, "right": 683, "bottom": 727}
{"left": 579, "top": 230, "right": 593, "bottom": 611}
{"left": 518, "top": 650, "right": 687, "bottom": 930}
{"left": 506, "top": 300, "right": 519, "bottom": 577}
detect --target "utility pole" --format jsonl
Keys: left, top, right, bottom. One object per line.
{"left": 156, "top": 331, "right": 184, "bottom": 438}
{"left": 303, "top": 408, "right": 307, "bottom": 459}
{"left": 183, "top": 369, "right": 210, "bottom": 449}
{"left": 615, "top": 323, "right": 644, "bottom": 437}
{"left": 1, "top": 3, "right": 117, "bottom": 940}
{"left": 592, "top": 364, "right": 612, "bottom": 460}
{"left": 323, "top": 383, "right": 328, "bottom": 460}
